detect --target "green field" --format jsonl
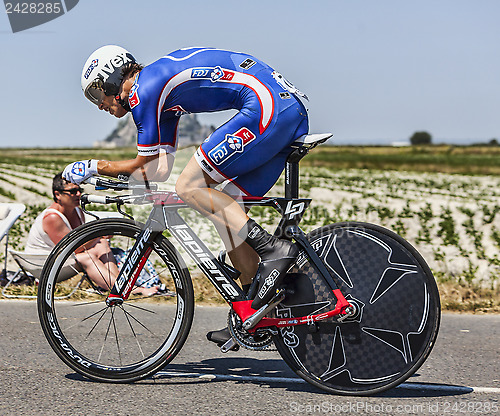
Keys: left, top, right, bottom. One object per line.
{"left": 2, "top": 144, "right": 500, "bottom": 175}
{"left": 302, "top": 145, "right": 500, "bottom": 175}
{"left": 1, "top": 145, "right": 499, "bottom": 311}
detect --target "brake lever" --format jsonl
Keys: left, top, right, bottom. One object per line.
{"left": 117, "top": 202, "right": 134, "bottom": 220}
{"left": 80, "top": 196, "right": 99, "bottom": 220}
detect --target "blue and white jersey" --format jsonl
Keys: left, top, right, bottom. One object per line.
{"left": 129, "top": 47, "right": 304, "bottom": 156}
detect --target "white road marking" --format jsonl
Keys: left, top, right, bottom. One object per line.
{"left": 156, "top": 371, "right": 500, "bottom": 394}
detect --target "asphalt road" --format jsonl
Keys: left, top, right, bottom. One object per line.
{"left": 0, "top": 300, "right": 499, "bottom": 416}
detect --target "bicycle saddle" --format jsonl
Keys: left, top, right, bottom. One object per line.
{"left": 292, "top": 133, "right": 333, "bottom": 148}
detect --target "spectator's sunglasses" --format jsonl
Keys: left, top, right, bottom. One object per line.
{"left": 58, "top": 187, "right": 83, "bottom": 196}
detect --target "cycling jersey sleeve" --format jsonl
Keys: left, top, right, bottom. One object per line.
{"left": 129, "top": 76, "right": 180, "bottom": 156}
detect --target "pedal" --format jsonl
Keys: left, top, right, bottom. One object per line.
{"left": 220, "top": 337, "right": 239, "bottom": 353}
{"left": 217, "top": 251, "right": 241, "bottom": 281}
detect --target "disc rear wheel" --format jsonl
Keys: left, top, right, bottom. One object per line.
{"left": 273, "top": 222, "right": 440, "bottom": 395}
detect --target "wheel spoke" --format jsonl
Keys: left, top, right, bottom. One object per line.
{"left": 110, "top": 307, "right": 122, "bottom": 366}
{"left": 82, "top": 306, "right": 109, "bottom": 338}
{"left": 123, "top": 301, "right": 157, "bottom": 314}
{"left": 120, "top": 304, "right": 158, "bottom": 337}
{"left": 119, "top": 305, "right": 146, "bottom": 359}
{"left": 81, "top": 246, "right": 114, "bottom": 292}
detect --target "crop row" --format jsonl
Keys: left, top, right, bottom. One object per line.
{"left": 1, "top": 161, "right": 499, "bottom": 290}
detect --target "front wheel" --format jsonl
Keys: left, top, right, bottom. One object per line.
{"left": 37, "top": 218, "right": 194, "bottom": 382}
{"left": 273, "top": 222, "right": 441, "bottom": 395}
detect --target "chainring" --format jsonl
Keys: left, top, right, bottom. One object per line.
{"left": 227, "top": 310, "right": 273, "bottom": 351}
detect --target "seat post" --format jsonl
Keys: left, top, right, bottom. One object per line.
{"left": 285, "top": 160, "right": 299, "bottom": 199}
{"left": 284, "top": 133, "right": 332, "bottom": 199}
{"left": 285, "top": 147, "right": 308, "bottom": 199}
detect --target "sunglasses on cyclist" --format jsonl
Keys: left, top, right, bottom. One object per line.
{"left": 59, "top": 187, "right": 83, "bottom": 195}
{"left": 85, "top": 76, "right": 123, "bottom": 106}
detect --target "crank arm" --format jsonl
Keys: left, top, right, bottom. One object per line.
{"left": 242, "top": 290, "right": 286, "bottom": 331}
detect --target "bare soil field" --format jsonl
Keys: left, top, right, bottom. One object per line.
{"left": 1, "top": 146, "right": 499, "bottom": 311}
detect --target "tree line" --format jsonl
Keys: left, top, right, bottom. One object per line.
{"left": 410, "top": 131, "right": 498, "bottom": 146}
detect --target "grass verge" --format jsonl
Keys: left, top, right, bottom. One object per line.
{"left": 3, "top": 277, "right": 499, "bottom": 314}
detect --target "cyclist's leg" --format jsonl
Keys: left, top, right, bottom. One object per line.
{"left": 176, "top": 158, "right": 249, "bottom": 235}
{"left": 176, "top": 158, "right": 258, "bottom": 284}
{"left": 177, "top": 99, "right": 308, "bottom": 309}
{"left": 177, "top": 157, "right": 299, "bottom": 310}
{"left": 211, "top": 221, "right": 259, "bottom": 286}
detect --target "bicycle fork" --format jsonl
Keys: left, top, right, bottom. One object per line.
{"left": 106, "top": 203, "right": 175, "bottom": 304}
{"left": 106, "top": 223, "right": 161, "bottom": 305}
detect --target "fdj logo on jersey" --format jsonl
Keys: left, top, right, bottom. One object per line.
{"left": 129, "top": 83, "right": 140, "bottom": 109}
{"left": 208, "top": 128, "right": 256, "bottom": 165}
{"left": 191, "top": 66, "right": 234, "bottom": 83}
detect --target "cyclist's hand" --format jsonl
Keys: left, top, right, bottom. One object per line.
{"left": 62, "top": 160, "right": 98, "bottom": 184}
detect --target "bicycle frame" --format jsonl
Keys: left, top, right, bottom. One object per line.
{"left": 100, "top": 137, "right": 351, "bottom": 329}
{"left": 105, "top": 192, "right": 351, "bottom": 330}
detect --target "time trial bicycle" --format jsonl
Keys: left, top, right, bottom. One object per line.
{"left": 37, "top": 133, "right": 440, "bottom": 395}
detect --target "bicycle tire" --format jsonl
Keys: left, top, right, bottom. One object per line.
{"left": 37, "top": 218, "right": 194, "bottom": 383}
{"left": 273, "top": 222, "right": 440, "bottom": 395}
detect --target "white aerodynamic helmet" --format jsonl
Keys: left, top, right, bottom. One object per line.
{"left": 81, "top": 45, "right": 136, "bottom": 106}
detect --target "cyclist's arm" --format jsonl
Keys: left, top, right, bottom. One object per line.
{"left": 96, "top": 80, "right": 180, "bottom": 181}
{"left": 96, "top": 152, "right": 174, "bottom": 182}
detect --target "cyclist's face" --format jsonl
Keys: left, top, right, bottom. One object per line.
{"left": 97, "top": 76, "right": 135, "bottom": 118}
{"left": 98, "top": 94, "right": 128, "bottom": 118}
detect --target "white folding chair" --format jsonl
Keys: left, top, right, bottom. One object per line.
{"left": 0, "top": 203, "right": 87, "bottom": 299}
{"left": 1, "top": 208, "right": 122, "bottom": 298}
{"left": 3, "top": 250, "right": 85, "bottom": 299}
{"left": 0, "top": 203, "right": 26, "bottom": 283}
{"left": 0, "top": 203, "right": 25, "bottom": 248}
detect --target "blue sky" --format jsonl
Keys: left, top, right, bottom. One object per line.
{"left": 1, "top": 0, "right": 499, "bottom": 147}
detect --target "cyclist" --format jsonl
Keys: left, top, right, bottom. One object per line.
{"left": 63, "top": 45, "right": 309, "bottom": 344}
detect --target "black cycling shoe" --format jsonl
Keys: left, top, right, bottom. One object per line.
{"left": 251, "top": 239, "right": 299, "bottom": 310}
{"left": 206, "top": 327, "right": 232, "bottom": 346}
{"left": 237, "top": 218, "right": 299, "bottom": 309}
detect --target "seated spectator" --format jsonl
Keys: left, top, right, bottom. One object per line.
{"left": 26, "top": 173, "right": 158, "bottom": 295}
